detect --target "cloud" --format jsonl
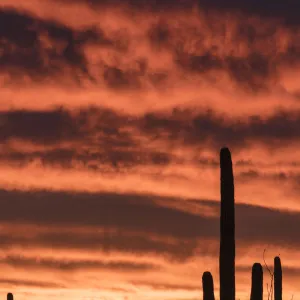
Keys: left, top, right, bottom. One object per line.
{"left": 0, "top": 255, "right": 159, "bottom": 272}
{"left": 196, "top": 0, "right": 300, "bottom": 26}
{"left": 1, "top": 189, "right": 300, "bottom": 251}
{"left": 54, "top": 0, "right": 197, "bottom": 11}
{"left": 0, "top": 8, "right": 111, "bottom": 84}
{"left": 103, "top": 65, "right": 143, "bottom": 90}
{"left": 0, "top": 229, "right": 198, "bottom": 262}
{"left": 0, "top": 109, "right": 82, "bottom": 144}
{"left": 44, "top": 0, "right": 299, "bottom": 93}
{"left": 1, "top": 1, "right": 300, "bottom": 94}
{"left": 0, "top": 278, "right": 64, "bottom": 288}
{"left": 1, "top": 108, "right": 300, "bottom": 163}
{"left": 140, "top": 109, "right": 300, "bottom": 149}
{"left": 55, "top": 0, "right": 300, "bottom": 26}
{"left": 0, "top": 107, "right": 299, "bottom": 216}
{"left": 129, "top": 280, "right": 200, "bottom": 291}
{"left": 0, "top": 189, "right": 216, "bottom": 239}
{"left": 174, "top": 50, "right": 274, "bottom": 92}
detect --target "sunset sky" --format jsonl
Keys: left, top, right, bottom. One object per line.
{"left": 0, "top": 0, "right": 300, "bottom": 299}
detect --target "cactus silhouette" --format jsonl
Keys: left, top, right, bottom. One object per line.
{"left": 219, "top": 147, "right": 235, "bottom": 300}
{"left": 7, "top": 293, "right": 13, "bottom": 300}
{"left": 202, "top": 271, "right": 215, "bottom": 300}
{"left": 274, "top": 256, "right": 282, "bottom": 300}
{"left": 250, "top": 263, "right": 263, "bottom": 300}
{"left": 4, "top": 147, "right": 290, "bottom": 300}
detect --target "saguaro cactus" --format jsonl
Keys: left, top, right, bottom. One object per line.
{"left": 7, "top": 293, "right": 13, "bottom": 300}
{"left": 202, "top": 271, "right": 215, "bottom": 300}
{"left": 274, "top": 256, "right": 282, "bottom": 300}
{"left": 250, "top": 263, "right": 263, "bottom": 300}
{"left": 219, "top": 147, "right": 235, "bottom": 300}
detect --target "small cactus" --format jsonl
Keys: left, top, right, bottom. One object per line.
{"left": 250, "top": 263, "right": 263, "bottom": 300}
{"left": 274, "top": 256, "right": 282, "bottom": 300}
{"left": 7, "top": 293, "right": 13, "bottom": 300}
{"left": 202, "top": 271, "right": 215, "bottom": 300}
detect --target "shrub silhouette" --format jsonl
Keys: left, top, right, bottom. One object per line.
{"left": 219, "top": 147, "right": 235, "bottom": 300}
{"left": 251, "top": 263, "right": 263, "bottom": 300}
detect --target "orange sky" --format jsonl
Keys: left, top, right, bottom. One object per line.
{"left": 0, "top": 0, "right": 300, "bottom": 299}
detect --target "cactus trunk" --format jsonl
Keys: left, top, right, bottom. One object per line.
{"left": 250, "top": 263, "right": 263, "bottom": 300}
{"left": 219, "top": 147, "right": 235, "bottom": 300}
{"left": 202, "top": 271, "right": 215, "bottom": 300}
{"left": 274, "top": 256, "right": 282, "bottom": 300}
{"left": 7, "top": 293, "right": 13, "bottom": 300}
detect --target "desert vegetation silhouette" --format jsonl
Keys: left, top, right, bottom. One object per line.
{"left": 203, "top": 148, "right": 284, "bottom": 300}
{"left": 6, "top": 148, "right": 287, "bottom": 300}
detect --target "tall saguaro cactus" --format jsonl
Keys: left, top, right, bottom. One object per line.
{"left": 202, "top": 271, "right": 215, "bottom": 300}
{"left": 250, "top": 263, "right": 263, "bottom": 300}
{"left": 274, "top": 256, "right": 282, "bottom": 300}
{"left": 219, "top": 147, "right": 235, "bottom": 300}
{"left": 7, "top": 293, "right": 13, "bottom": 300}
